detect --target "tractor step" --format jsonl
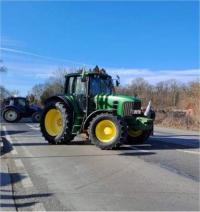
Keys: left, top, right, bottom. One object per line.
{"left": 72, "top": 124, "right": 81, "bottom": 134}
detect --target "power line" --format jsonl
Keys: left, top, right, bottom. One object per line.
{"left": 0, "top": 47, "right": 94, "bottom": 67}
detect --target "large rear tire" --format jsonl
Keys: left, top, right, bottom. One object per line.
{"left": 40, "top": 101, "right": 73, "bottom": 144}
{"left": 2, "top": 108, "right": 21, "bottom": 123}
{"left": 89, "top": 113, "right": 127, "bottom": 150}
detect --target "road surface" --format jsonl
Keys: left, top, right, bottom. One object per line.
{"left": 1, "top": 121, "right": 200, "bottom": 211}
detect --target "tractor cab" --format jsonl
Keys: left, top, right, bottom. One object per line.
{"left": 65, "top": 70, "right": 114, "bottom": 115}
{"left": 3, "top": 96, "right": 28, "bottom": 107}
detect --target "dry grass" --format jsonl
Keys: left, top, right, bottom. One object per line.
{"left": 155, "top": 112, "right": 200, "bottom": 131}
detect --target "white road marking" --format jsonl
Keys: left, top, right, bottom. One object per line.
{"left": 2, "top": 126, "right": 17, "bottom": 154}
{"left": 30, "top": 202, "right": 46, "bottom": 211}
{"left": 176, "top": 149, "right": 200, "bottom": 155}
{"left": 123, "top": 145, "right": 151, "bottom": 153}
{"left": 26, "top": 124, "right": 40, "bottom": 130}
{"left": 130, "top": 147, "right": 151, "bottom": 153}
{"left": 2, "top": 126, "right": 34, "bottom": 188}
{"left": 21, "top": 170, "right": 34, "bottom": 188}
{"left": 3, "top": 126, "right": 13, "bottom": 144}
{"left": 11, "top": 149, "right": 18, "bottom": 155}
{"left": 15, "top": 137, "right": 34, "bottom": 157}
{"left": 14, "top": 159, "right": 25, "bottom": 169}
{"left": 13, "top": 136, "right": 46, "bottom": 211}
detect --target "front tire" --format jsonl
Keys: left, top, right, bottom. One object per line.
{"left": 32, "top": 112, "right": 41, "bottom": 123}
{"left": 89, "top": 113, "right": 126, "bottom": 150}
{"left": 40, "top": 101, "right": 73, "bottom": 144}
{"left": 127, "top": 129, "right": 151, "bottom": 144}
{"left": 2, "top": 108, "right": 21, "bottom": 123}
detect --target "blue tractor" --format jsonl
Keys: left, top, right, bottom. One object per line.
{"left": 1, "top": 97, "right": 42, "bottom": 123}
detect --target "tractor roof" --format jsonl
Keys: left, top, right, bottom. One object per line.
{"left": 65, "top": 66, "right": 111, "bottom": 78}
{"left": 5, "top": 96, "right": 26, "bottom": 100}
{"left": 65, "top": 71, "right": 111, "bottom": 78}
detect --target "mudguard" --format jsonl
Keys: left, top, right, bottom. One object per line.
{"left": 2, "top": 105, "right": 20, "bottom": 113}
{"left": 83, "top": 109, "right": 114, "bottom": 130}
{"left": 29, "top": 104, "right": 42, "bottom": 113}
{"left": 44, "top": 95, "right": 72, "bottom": 110}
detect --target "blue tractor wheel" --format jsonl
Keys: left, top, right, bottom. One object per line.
{"left": 32, "top": 112, "right": 41, "bottom": 123}
{"left": 2, "top": 108, "right": 21, "bottom": 123}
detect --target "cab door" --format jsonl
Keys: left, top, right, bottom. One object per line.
{"left": 73, "top": 76, "right": 87, "bottom": 113}
{"left": 67, "top": 76, "right": 87, "bottom": 113}
{"left": 14, "top": 98, "right": 28, "bottom": 115}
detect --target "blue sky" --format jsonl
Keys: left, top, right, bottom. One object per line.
{"left": 0, "top": 1, "right": 199, "bottom": 95}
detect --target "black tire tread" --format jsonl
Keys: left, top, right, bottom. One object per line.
{"left": 32, "top": 112, "right": 41, "bottom": 123}
{"left": 127, "top": 130, "right": 151, "bottom": 145}
{"left": 2, "top": 108, "right": 21, "bottom": 123}
{"left": 40, "top": 101, "right": 73, "bottom": 145}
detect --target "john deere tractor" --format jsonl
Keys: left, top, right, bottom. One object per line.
{"left": 40, "top": 67, "right": 155, "bottom": 149}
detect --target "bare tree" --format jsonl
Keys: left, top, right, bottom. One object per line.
{"left": 29, "top": 67, "right": 72, "bottom": 104}
{"left": 0, "top": 60, "right": 7, "bottom": 73}
{"left": 0, "top": 86, "right": 10, "bottom": 100}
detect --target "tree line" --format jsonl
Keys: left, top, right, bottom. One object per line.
{"left": 115, "top": 77, "right": 199, "bottom": 129}
{"left": 29, "top": 69, "right": 199, "bottom": 117}
{"left": 1, "top": 68, "right": 199, "bottom": 119}
{"left": 116, "top": 78, "right": 199, "bottom": 112}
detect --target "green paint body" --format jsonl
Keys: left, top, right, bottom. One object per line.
{"left": 64, "top": 94, "right": 153, "bottom": 134}
{"left": 95, "top": 94, "right": 140, "bottom": 116}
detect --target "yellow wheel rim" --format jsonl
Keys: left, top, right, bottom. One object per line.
{"left": 44, "top": 109, "right": 63, "bottom": 136}
{"left": 95, "top": 120, "right": 117, "bottom": 143}
{"left": 128, "top": 129, "right": 143, "bottom": 137}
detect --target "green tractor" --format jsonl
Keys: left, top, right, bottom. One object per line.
{"left": 40, "top": 67, "right": 155, "bottom": 150}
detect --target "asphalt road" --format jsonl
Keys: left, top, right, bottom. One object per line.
{"left": 1, "top": 120, "right": 200, "bottom": 211}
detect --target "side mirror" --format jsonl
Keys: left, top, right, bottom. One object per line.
{"left": 116, "top": 80, "right": 120, "bottom": 87}
{"left": 115, "top": 75, "right": 120, "bottom": 87}
{"left": 81, "top": 69, "right": 86, "bottom": 82}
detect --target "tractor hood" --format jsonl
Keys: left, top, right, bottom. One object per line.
{"left": 94, "top": 94, "right": 141, "bottom": 117}
{"left": 29, "top": 104, "right": 42, "bottom": 112}
{"left": 95, "top": 94, "right": 141, "bottom": 103}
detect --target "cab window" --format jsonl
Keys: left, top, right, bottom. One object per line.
{"left": 75, "top": 77, "right": 86, "bottom": 95}
{"left": 90, "top": 75, "right": 113, "bottom": 96}
{"left": 67, "top": 76, "right": 86, "bottom": 95}
{"left": 67, "top": 77, "right": 75, "bottom": 94}
{"left": 16, "top": 98, "right": 26, "bottom": 107}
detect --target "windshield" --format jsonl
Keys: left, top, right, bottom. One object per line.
{"left": 90, "top": 75, "right": 113, "bottom": 96}
{"left": 16, "top": 98, "right": 27, "bottom": 107}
